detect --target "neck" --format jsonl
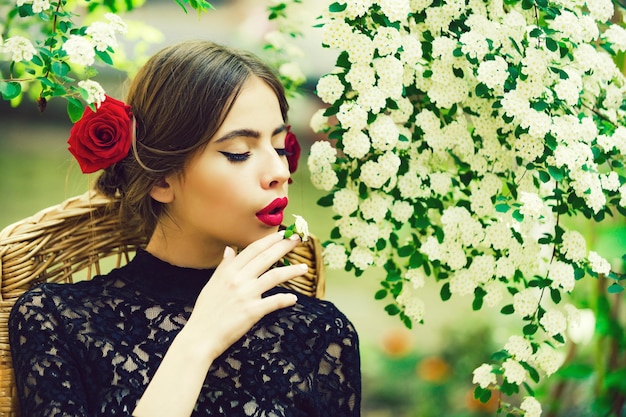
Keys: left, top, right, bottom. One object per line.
{"left": 145, "top": 226, "right": 224, "bottom": 269}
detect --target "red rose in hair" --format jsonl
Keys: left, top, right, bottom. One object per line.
{"left": 285, "top": 126, "right": 301, "bottom": 183}
{"left": 68, "top": 95, "right": 133, "bottom": 173}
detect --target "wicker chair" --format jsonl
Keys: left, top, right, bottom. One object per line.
{"left": 0, "top": 190, "right": 325, "bottom": 417}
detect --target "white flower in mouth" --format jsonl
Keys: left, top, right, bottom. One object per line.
{"left": 285, "top": 214, "right": 309, "bottom": 242}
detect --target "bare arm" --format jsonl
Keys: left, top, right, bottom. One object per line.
{"left": 133, "top": 232, "right": 305, "bottom": 417}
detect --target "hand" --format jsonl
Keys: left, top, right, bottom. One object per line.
{"left": 183, "top": 231, "right": 306, "bottom": 361}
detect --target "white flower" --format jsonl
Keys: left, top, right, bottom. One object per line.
{"left": 533, "top": 343, "right": 564, "bottom": 376}
{"left": 560, "top": 230, "right": 587, "bottom": 262}
{"left": 309, "top": 109, "right": 329, "bottom": 133}
{"left": 342, "top": 129, "right": 371, "bottom": 159}
{"left": 360, "top": 192, "right": 391, "bottom": 222}
{"left": 472, "top": 363, "right": 497, "bottom": 388}
{"left": 32, "top": 0, "right": 51, "bottom": 13}
{"left": 603, "top": 25, "right": 626, "bottom": 52}
{"left": 3, "top": 36, "right": 37, "bottom": 62}
{"left": 505, "top": 335, "right": 533, "bottom": 362}
{"left": 549, "top": 260, "right": 575, "bottom": 292}
{"left": 62, "top": 35, "right": 96, "bottom": 66}
{"left": 476, "top": 56, "right": 508, "bottom": 90}
{"left": 279, "top": 62, "right": 306, "bottom": 84}
{"left": 86, "top": 21, "right": 117, "bottom": 52}
{"left": 373, "top": 26, "right": 402, "bottom": 56}
{"left": 519, "top": 192, "right": 545, "bottom": 219}
{"left": 405, "top": 268, "right": 426, "bottom": 289}
{"left": 378, "top": 0, "right": 410, "bottom": 23}
{"left": 368, "top": 115, "right": 399, "bottom": 151}
{"left": 316, "top": 74, "right": 344, "bottom": 104}
{"left": 390, "top": 200, "right": 413, "bottom": 223}
{"left": 348, "top": 246, "right": 374, "bottom": 271}
{"left": 361, "top": 160, "right": 390, "bottom": 189}
{"left": 291, "top": 215, "right": 309, "bottom": 242}
{"left": 397, "top": 291, "right": 425, "bottom": 323}
{"left": 78, "top": 80, "right": 106, "bottom": 107}
{"left": 323, "top": 243, "right": 348, "bottom": 270}
{"left": 332, "top": 189, "right": 359, "bottom": 216}
{"left": 541, "top": 309, "right": 567, "bottom": 338}
{"left": 337, "top": 100, "right": 369, "bottom": 131}
{"left": 483, "top": 281, "right": 504, "bottom": 307}
{"left": 601, "top": 171, "right": 620, "bottom": 192}
{"left": 105, "top": 13, "right": 128, "bottom": 34}
{"left": 308, "top": 141, "right": 336, "bottom": 171}
{"left": 588, "top": 251, "right": 611, "bottom": 275}
{"left": 346, "top": 32, "right": 375, "bottom": 64}
{"left": 502, "top": 358, "right": 527, "bottom": 385}
{"left": 520, "top": 396, "right": 542, "bottom": 417}
{"left": 587, "top": 0, "right": 614, "bottom": 22}
{"left": 513, "top": 288, "right": 539, "bottom": 317}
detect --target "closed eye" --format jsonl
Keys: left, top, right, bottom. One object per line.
{"left": 219, "top": 151, "right": 251, "bottom": 162}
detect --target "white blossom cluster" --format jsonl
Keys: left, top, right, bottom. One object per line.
{"left": 1, "top": 6, "right": 128, "bottom": 108}
{"left": 62, "top": 13, "right": 127, "bottom": 67}
{"left": 308, "top": 0, "right": 626, "bottom": 414}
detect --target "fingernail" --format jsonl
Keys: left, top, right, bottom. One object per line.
{"left": 299, "top": 264, "right": 308, "bottom": 272}
{"left": 223, "top": 246, "right": 234, "bottom": 257}
{"left": 289, "top": 233, "right": 301, "bottom": 241}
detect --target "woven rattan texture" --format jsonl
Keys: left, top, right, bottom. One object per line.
{"left": 0, "top": 191, "right": 325, "bottom": 417}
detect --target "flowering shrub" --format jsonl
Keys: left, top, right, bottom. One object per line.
{"left": 0, "top": 0, "right": 213, "bottom": 120}
{"left": 307, "top": 0, "right": 626, "bottom": 414}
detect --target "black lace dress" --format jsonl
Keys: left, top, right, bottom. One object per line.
{"left": 9, "top": 249, "right": 361, "bottom": 417}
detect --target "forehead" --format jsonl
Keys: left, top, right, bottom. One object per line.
{"left": 217, "top": 77, "right": 284, "bottom": 132}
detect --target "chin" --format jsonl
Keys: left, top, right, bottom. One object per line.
{"left": 237, "top": 226, "right": 280, "bottom": 248}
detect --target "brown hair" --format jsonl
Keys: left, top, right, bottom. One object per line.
{"left": 96, "top": 40, "right": 289, "bottom": 238}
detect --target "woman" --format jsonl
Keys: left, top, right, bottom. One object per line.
{"left": 9, "top": 40, "right": 361, "bottom": 417}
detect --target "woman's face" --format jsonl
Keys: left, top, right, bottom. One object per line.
{"left": 161, "top": 75, "right": 291, "bottom": 253}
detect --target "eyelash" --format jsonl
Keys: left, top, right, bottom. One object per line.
{"left": 219, "top": 149, "right": 291, "bottom": 162}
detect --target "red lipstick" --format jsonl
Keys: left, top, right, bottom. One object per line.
{"left": 256, "top": 197, "right": 288, "bottom": 227}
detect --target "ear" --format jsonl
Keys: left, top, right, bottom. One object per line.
{"left": 149, "top": 177, "right": 174, "bottom": 203}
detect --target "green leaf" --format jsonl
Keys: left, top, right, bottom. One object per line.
{"left": 96, "top": 50, "right": 113, "bottom": 65}
{"left": 550, "top": 288, "right": 562, "bottom": 303}
{"left": 501, "top": 304, "right": 514, "bottom": 315}
{"left": 385, "top": 303, "right": 400, "bottom": 316}
{"left": 512, "top": 209, "right": 524, "bottom": 222}
{"left": 398, "top": 245, "right": 414, "bottom": 257}
{"left": 329, "top": 1, "right": 347, "bottom": 12}
{"left": 495, "top": 203, "right": 510, "bottom": 213}
{"left": 545, "top": 37, "right": 558, "bottom": 52}
{"left": 51, "top": 60, "right": 70, "bottom": 77}
{"left": 67, "top": 97, "right": 85, "bottom": 122}
{"left": 608, "top": 283, "right": 624, "bottom": 293}
{"left": 523, "top": 324, "right": 538, "bottom": 336}
{"left": 548, "top": 166, "right": 564, "bottom": 181}
{"left": 317, "top": 194, "right": 334, "bottom": 207}
{"left": 440, "top": 282, "right": 451, "bottom": 301}
{"left": 374, "top": 289, "right": 388, "bottom": 300}
{"left": 409, "top": 252, "right": 423, "bottom": 268}
{"left": 475, "top": 82, "right": 490, "bottom": 97}
{"left": 0, "top": 81, "right": 22, "bottom": 100}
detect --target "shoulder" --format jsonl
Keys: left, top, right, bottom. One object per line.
{"left": 268, "top": 287, "right": 359, "bottom": 339}
{"left": 10, "top": 270, "right": 126, "bottom": 319}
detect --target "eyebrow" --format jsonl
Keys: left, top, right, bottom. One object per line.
{"left": 214, "top": 124, "right": 287, "bottom": 144}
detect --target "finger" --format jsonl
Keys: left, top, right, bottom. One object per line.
{"left": 229, "top": 231, "right": 287, "bottom": 266}
{"left": 254, "top": 292, "right": 298, "bottom": 318}
{"left": 255, "top": 263, "right": 308, "bottom": 295}
{"left": 238, "top": 234, "right": 302, "bottom": 277}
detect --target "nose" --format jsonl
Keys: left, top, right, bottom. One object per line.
{"left": 261, "top": 146, "right": 290, "bottom": 189}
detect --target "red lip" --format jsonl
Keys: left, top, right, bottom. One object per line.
{"left": 256, "top": 197, "right": 288, "bottom": 227}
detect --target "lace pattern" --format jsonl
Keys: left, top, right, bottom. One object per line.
{"left": 9, "top": 250, "right": 361, "bottom": 417}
